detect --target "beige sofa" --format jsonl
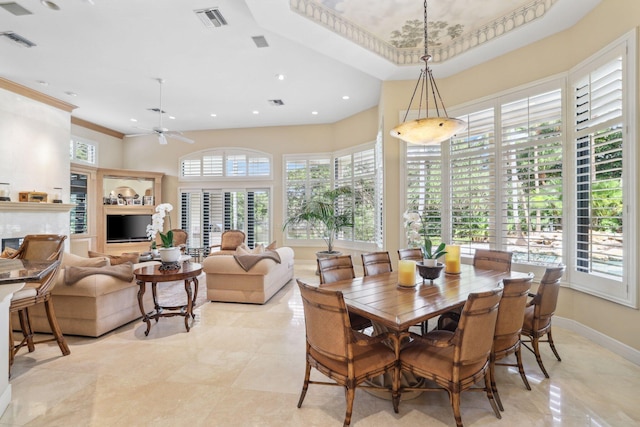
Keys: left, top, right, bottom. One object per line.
{"left": 26, "top": 252, "right": 159, "bottom": 337}
{"left": 203, "top": 246, "right": 294, "bottom": 304}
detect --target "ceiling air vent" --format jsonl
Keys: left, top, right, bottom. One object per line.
{"left": 194, "top": 8, "right": 227, "bottom": 28}
{"left": 0, "top": 2, "right": 32, "bottom": 16}
{"left": 0, "top": 31, "right": 36, "bottom": 47}
{"left": 148, "top": 107, "right": 166, "bottom": 114}
{"left": 268, "top": 99, "right": 284, "bottom": 106}
{"left": 252, "top": 35, "right": 269, "bottom": 48}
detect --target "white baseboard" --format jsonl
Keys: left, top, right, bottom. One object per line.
{"left": 555, "top": 316, "right": 640, "bottom": 366}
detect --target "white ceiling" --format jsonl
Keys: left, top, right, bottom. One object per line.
{"left": 0, "top": 0, "right": 599, "bottom": 138}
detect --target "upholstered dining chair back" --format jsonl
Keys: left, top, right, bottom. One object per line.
{"left": 398, "top": 288, "right": 503, "bottom": 427}
{"left": 455, "top": 289, "right": 504, "bottom": 366}
{"left": 473, "top": 249, "right": 513, "bottom": 272}
{"left": 361, "top": 251, "right": 392, "bottom": 276}
{"left": 521, "top": 264, "right": 566, "bottom": 378}
{"left": 397, "top": 248, "right": 423, "bottom": 262}
{"left": 11, "top": 234, "right": 66, "bottom": 262}
{"left": 535, "top": 265, "right": 565, "bottom": 326}
{"left": 298, "top": 279, "right": 352, "bottom": 359}
{"left": 490, "top": 273, "right": 534, "bottom": 410}
{"left": 495, "top": 274, "right": 534, "bottom": 354}
{"left": 296, "top": 279, "right": 398, "bottom": 426}
{"left": 318, "top": 255, "right": 356, "bottom": 284}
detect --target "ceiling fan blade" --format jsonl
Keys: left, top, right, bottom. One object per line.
{"left": 166, "top": 131, "right": 195, "bottom": 144}
{"left": 158, "top": 133, "right": 168, "bottom": 145}
{"left": 126, "top": 132, "right": 152, "bottom": 137}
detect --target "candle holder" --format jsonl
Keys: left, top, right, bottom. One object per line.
{"left": 445, "top": 244, "right": 461, "bottom": 275}
{"left": 0, "top": 183, "right": 10, "bottom": 202}
{"left": 397, "top": 260, "right": 417, "bottom": 287}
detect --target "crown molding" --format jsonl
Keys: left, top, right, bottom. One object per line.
{"left": 71, "top": 116, "right": 124, "bottom": 139}
{"left": 0, "top": 77, "right": 76, "bottom": 112}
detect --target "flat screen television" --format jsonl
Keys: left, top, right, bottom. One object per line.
{"left": 106, "top": 214, "right": 152, "bottom": 243}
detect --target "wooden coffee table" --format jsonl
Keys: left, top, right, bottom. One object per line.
{"left": 134, "top": 262, "right": 202, "bottom": 336}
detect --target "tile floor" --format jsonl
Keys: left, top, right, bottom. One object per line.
{"left": 2, "top": 261, "right": 640, "bottom": 426}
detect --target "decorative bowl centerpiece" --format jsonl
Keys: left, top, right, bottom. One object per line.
{"left": 416, "top": 262, "right": 445, "bottom": 285}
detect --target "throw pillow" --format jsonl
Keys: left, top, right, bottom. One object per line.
{"left": 252, "top": 244, "right": 265, "bottom": 254}
{"left": 88, "top": 250, "right": 140, "bottom": 266}
{"left": 63, "top": 252, "right": 109, "bottom": 268}
{"left": 266, "top": 241, "right": 277, "bottom": 250}
{"left": 235, "top": 244, "right": 251, "bottom": 255}
{"left": 0, "top": 247, "right": 17, "bottom": 258}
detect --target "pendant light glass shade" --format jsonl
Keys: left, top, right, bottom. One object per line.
{"left": 390, "top": 0, "right": 466, "bottom": 145}
{"left": 390, "top": 116, "right": 466, "bottom": 145}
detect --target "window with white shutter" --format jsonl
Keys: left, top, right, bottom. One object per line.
{"left": 568, "top": 32, "right": 635, "bottom": 305}
{"left": 70, "top": 136, "right": 97, "bottom": 165}
{"left": 179, "top": 148, "right": 271, "bottom": 180}
{"left": 449, "top": 108, "right": 496, "bottom": 256}
{"left": 501, "top": 88, "right": 563, "bottom": 264}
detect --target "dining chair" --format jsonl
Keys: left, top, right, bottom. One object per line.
{"left": 361, "top": 251, "right": 392, "bottom": 276}
{"left": 437, "top": 249, "right": 513, "bottom": 330}
{"left": 318, "top": 255, "right": 372, "bottom": 331}
{"left": 296, "top": 279, "right": 399, "bottom": 426}
{"left": 473, "top": 249, "right": 513, "bottom": 272}
{"left": 397, "top": 248, "right": 423, "bottom": 262}
{"left": 521, "top": 265, "right": 566, "bottom": 378}
{"left": 8, "top": 234, "right": 70, "bottom": 367}
{"left": 490, "top": 273, "right": 534, "bottom": 411}
{"left": 398, "top": 288, "right": 504, "bottom": 427}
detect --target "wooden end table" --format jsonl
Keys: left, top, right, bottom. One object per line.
{"left": 134, "top": 262, "right": 202, "bottom": 336}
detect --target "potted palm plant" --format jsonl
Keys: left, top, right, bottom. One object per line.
{"left": 283, "top": 185, "right": 354, "bottom": 259}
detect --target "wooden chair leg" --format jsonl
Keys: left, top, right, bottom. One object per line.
{"left": 485, "top": 369, "right": 502, "bottom": 419}
{"left": 297, "top": 362, "right": 311, "bottom": 408}
{"left": 44, "top": 299, "right": 70, "bottom": 356}
{"left": 344, "top": 386, "right": 355, "bottom": 427}
{"left": 489, "top": 359, "right": 504, "bottom": 411}
{"left": 515, "top": 346, "right": 531, "bottom": 390}
{"left": 547, "top": 328, "right": 562, "bottom": 361}
{"left": 17, "top": 309, "right": 35, "bottom": 353}
{"left": 531, "top": 335, "right": 549, "bottom": 378}
{"left": 450, "top": 390, "right": 463, "bottom": 427}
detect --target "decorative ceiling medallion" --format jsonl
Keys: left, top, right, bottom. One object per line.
{"left": 290, "top": 0, "right": 559, "bottom": 66}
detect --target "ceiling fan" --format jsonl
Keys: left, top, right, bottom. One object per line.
{"left": 128, "top": 78, "right": 194, "bottom": 145}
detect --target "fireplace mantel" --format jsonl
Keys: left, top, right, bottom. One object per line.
{"left": 0, "top": 202, "right": 75, "bottom": 212}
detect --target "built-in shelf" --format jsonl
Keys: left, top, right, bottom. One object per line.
{"left": 0, "top": 202, "right": 75, "bottom": 212}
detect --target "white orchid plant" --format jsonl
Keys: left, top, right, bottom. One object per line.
{"left": 403, "top": 210, "right": 447, "bottom": 260}
{"left": 146, "top": 203, "right": 174, "bottom": 249}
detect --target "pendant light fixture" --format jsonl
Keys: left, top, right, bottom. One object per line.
{"left": 390, "top": 0, "right": 466, "bottom": 145}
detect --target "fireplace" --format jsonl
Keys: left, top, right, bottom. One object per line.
{"left": 0, "top": 202, "right": 73, "bottom": 252}
{"left": 1, "top": 237, "right": 22, "bottom": 252}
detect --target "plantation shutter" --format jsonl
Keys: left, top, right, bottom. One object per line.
{"left": 405, "top": 144, "right": 442, "bottom": 241}
{"left": 573, "top": 54, "right": 624, "bottom": 281}
{"left": 500, "top": 89, "right": 563, "bottom": 264}
{"left": 449, "top": 108, "right": 496, "bottom": 254}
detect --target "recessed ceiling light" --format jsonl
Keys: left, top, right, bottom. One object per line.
{"left": 130, "top": 118, "right": 137, "bottom": 122}
{"left": 210, "top": 113, "right": 217, "bottom": 117}
{"left": 276, "top": 74, "right": 285, "bottom": 81}
{"left": 169, "top": 116, "right": 175, "bottom": 120}
{"left": 342, "top": 95, "right": 350, "bottom": 100}
{"left": 41, "top": 1, "right": 60, "bottom": 10}
{"left": 311, "top": 111, "right": 318, "bottom": 115}
{"left": 64, "top": 91, "right": 77, "bottom": 97}
{"left": 252, "top": 110, "right": 259, "bottom": 115}
{"left": 37, "top": 80, "right": 48, "bottom": 86}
